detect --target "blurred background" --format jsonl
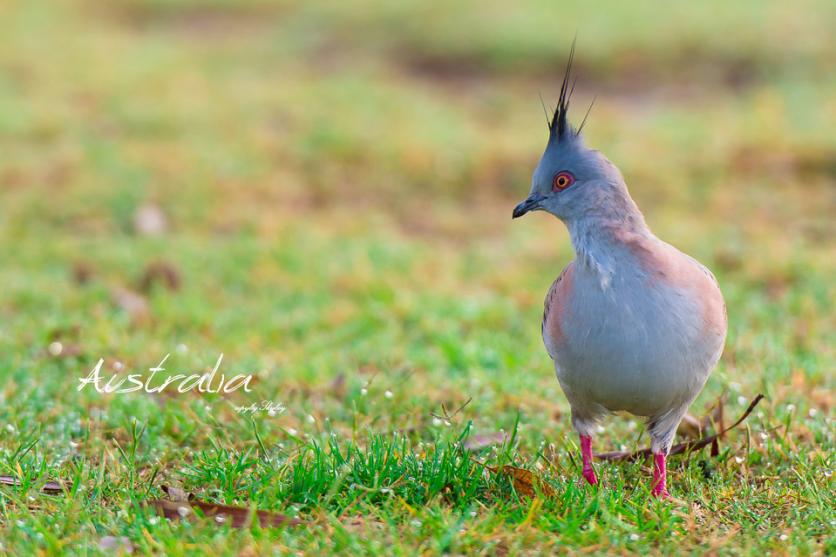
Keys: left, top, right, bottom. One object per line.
{"left": 0, "top": 0, "right": 833, "bottom": 432}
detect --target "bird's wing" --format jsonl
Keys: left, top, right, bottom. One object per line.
{"left": 542, "top": 260, "right": 576, "bottom": 360}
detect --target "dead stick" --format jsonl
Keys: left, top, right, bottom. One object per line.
{"left": 595, "top": 394, "right": 765, "bottom": 461}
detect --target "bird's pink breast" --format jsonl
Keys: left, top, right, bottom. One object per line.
{"left": 543, "top": 230, "right": 727, "bottom": 418}
{"left": 615, "top": 230, "right": 727, "bottom": 339}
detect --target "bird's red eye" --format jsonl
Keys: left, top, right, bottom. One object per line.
{"left": 552, "top": 171, "right": 575, "bottom": 191}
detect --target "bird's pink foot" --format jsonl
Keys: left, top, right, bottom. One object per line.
{"left": 651, "top": 452, "right": 669, "bottom": 498}
{"left": 580, "top": 435, "right": 598, "bottom": 486}
{"left": 582, "top": 466, "right": 598, "bottom": 486}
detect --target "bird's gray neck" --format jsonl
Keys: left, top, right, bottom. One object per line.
{"left": 565, "top": 192, "right": 651, "bottom": 288}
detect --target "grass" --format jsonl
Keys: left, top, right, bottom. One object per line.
{"left": 0, "top": 0, "right": 834, "bottom": 554}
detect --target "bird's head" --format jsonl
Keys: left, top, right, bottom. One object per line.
{"left": 513, "top": 45, "right": 628, "bottom": 224}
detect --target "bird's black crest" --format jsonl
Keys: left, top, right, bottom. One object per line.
{"left": 548, "top": 40, "right": 579, "bottom": 141}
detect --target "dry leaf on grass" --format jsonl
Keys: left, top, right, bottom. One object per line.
{"left": 484, "top": 465, "right": 555, "bottom": 499}
{"left": 0, "top": 476, "right": 69, "bottom": 494}
{"left": 150, "top": 499, "right": 302, "bottom": 529}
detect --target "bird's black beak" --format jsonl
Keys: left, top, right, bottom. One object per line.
{"left": 512, "top": 195, "right": 545, "bottom": 219}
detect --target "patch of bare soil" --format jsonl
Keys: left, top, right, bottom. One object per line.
{"left": 89, "top": 1, "right": 285, "bottom": 39}
{"left": 397, "top": 48, "right": 765, "bottom": 106}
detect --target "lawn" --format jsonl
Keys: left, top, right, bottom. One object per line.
{"left": 0, "top": 0, "right": 833, "bottom": 554}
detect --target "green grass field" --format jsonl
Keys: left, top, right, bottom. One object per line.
{"left": 0, "top": 0, "right": 834, "bottom": 554}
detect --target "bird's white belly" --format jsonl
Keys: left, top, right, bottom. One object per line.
{"left": 549, "top": 272, "right": 715, "bottom": 418}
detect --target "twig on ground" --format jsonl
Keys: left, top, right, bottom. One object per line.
{"left": 595, "top": 394, "right": 764, "bottom": 461}
{"left": 431, "top": 397, "right": 472, "bottom": 421}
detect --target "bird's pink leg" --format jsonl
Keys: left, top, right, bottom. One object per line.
{"left": 651, "top": 452, "right": 669, "bottom": 498}
{"left": 580, "top": 435, "right": 598, "bottom": 486}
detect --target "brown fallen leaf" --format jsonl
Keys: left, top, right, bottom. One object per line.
{"left": 0, "top": 476, "right": 69, "bottom": 494}
{"left": 596, "top": 394, "right": 764, "bottom": 461}
{"left": 150, "top": 499, "right": 302, "bottom": 529}
{"left": 464, "top": 432, "right": 509, "bottom": 451}
{"left": 485, "top": 465, "right": 555, "bottom": 499}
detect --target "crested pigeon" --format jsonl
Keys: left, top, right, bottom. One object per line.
{"left": 513, "top": 46, "right": 727, "bottom": 497}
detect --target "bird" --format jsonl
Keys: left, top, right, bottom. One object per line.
{"left": 512, "top": 45, "right": 727, "bottom": 498}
